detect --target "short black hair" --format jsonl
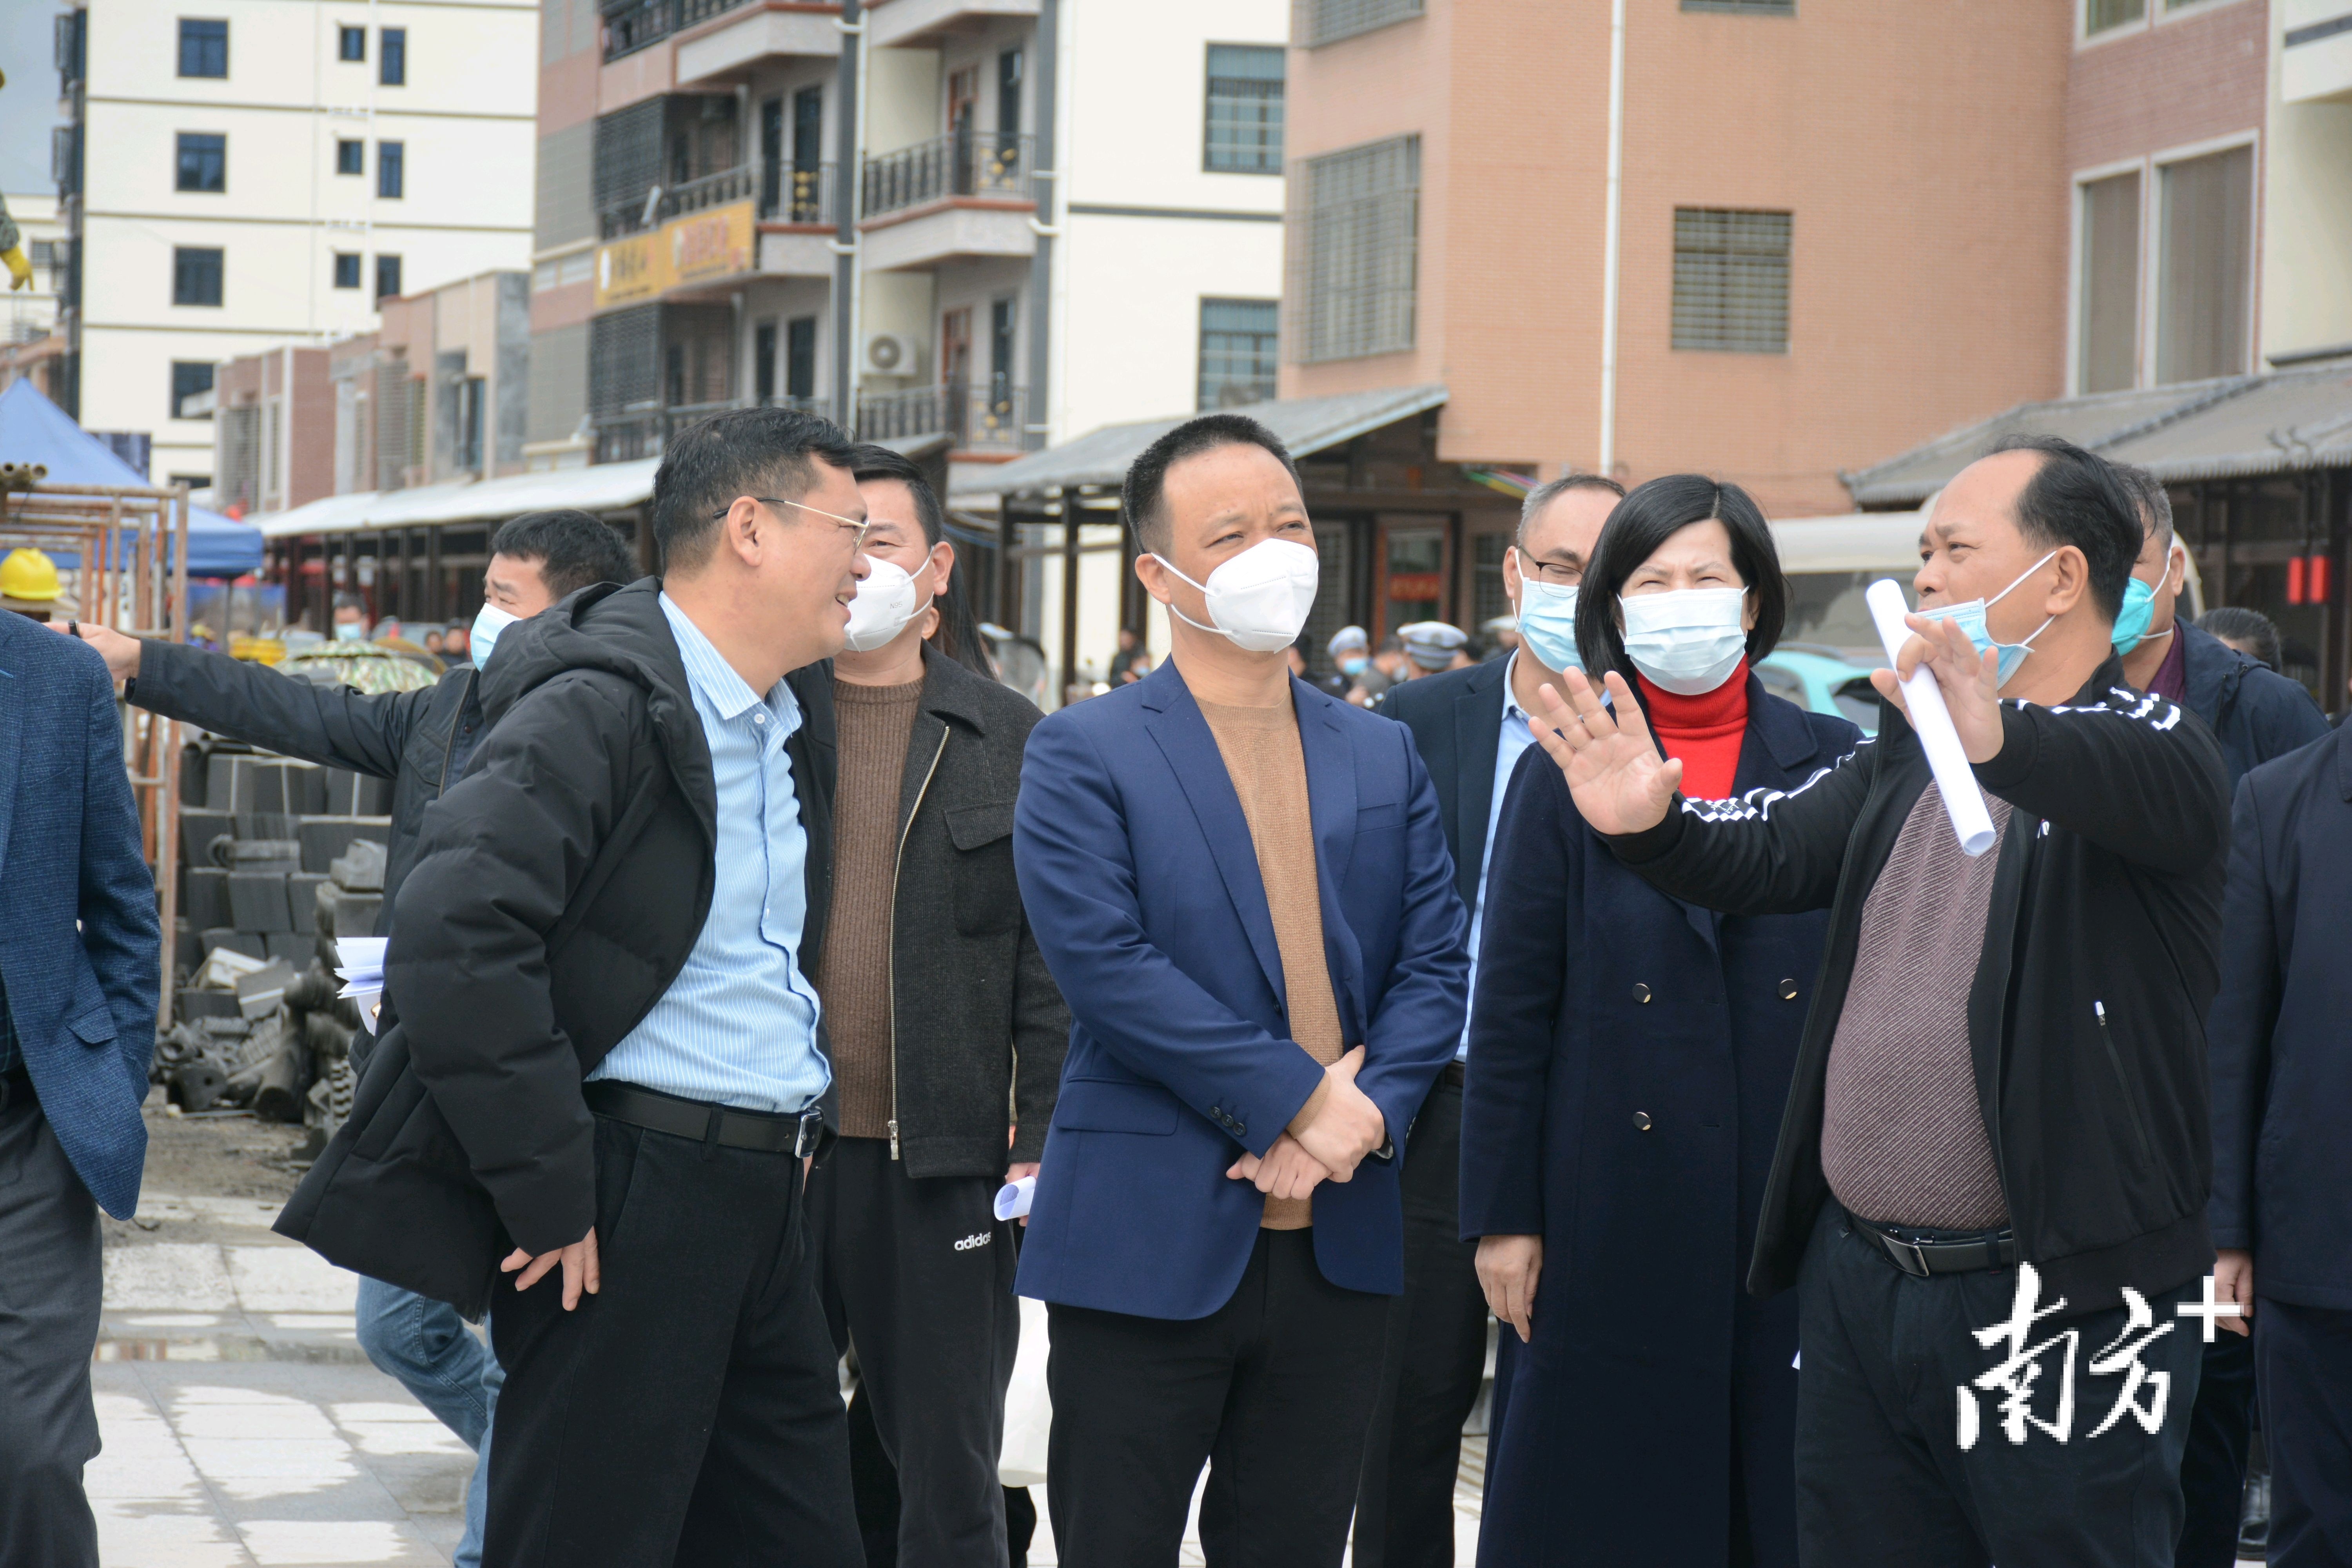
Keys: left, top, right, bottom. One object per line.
{"left": 1574, "top": 474, "right": 1787, "bottom": 679}
{"left": 489, "top": 509, "right": 636, "bottom": 599}
{"left": 2199, "top": 606, "right": 2283, "bottom": 672}
{"left": 650, "top": 406, "right": 857, "bottom": 572}
{"left": 1984, "top": 434, "right": 2143, "bottom": 623}
{"left": 2113, "top": 462, "right": 2174, "bottom": 552}
{"left": 1517, "top": 472, "right": 1626, "bottom": 547}
{"left": 1121, "top": 413, "right": 1302, "bottom": 557}
{"left": 847, "top": 443, "right": 946, "bottom": 548}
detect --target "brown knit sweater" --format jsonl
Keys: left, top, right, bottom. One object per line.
{"left": 1820, "top": 784, "right": 2013, "bottom": 1230}
{"left": 1198, "top": 695, "right": 1344, "bottom": 1229}
{"left": 819, "top": 676, "right": 924, "bottom": 1141}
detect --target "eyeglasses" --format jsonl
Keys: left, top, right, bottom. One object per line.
{"left": 1515, "top": 545, "right": 1582, "bottom": 586}
{"left": 713, "top": 495, "right": 872, "bottom": 550}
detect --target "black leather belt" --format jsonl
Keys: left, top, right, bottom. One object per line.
{"left": 584, "top": 1080, "right": 825, "bottom": 1159}
{"left": 1849, "top": 1211, "right": 2020, "bottom": 1278}
{"left": 1442, "top": 1060, "right": 1466, "bottom": 1089}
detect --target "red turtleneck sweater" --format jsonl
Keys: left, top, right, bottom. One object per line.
{"left": 1637, "top": 660, "right": 1750, "bottom": 800}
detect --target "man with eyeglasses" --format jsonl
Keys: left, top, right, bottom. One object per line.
{"left": 1356, "top": 472, "right": 1621, "bottom": 1566}
{"left": 277, "top": 408, "right": 872, "bottom": 1566}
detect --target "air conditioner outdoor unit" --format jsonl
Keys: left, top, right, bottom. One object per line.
{"left": 864, "top": 332, "right": 920, "bottom": 378}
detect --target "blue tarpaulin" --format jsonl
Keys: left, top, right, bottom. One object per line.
{"left": 0, "top": 380, "right": 265, "bottom": 577}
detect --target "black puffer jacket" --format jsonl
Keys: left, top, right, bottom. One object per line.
{"left": 275, "top": 581, "right": 835, "bottom": 1314}
{"left": 1609, "top": 659, "right": 2229, "bottom": 1312}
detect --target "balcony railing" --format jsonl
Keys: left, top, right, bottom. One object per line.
{"left": 600, "top": 164, "right": 762, "bottom": 240}
{"left": 860, "top": 131, "right": 1035, "bottom": 219}
{"left": 760, "top": 162, "right": 837, "bottom": 225}
{"left": 856, "top": 381, "right": 1028, "bottom": 453}
{"left": 592, "top": 395, "right": 834, "bottom": 463}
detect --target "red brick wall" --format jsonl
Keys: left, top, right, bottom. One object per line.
{"left": 2067, "top": 0, "right": 2267, "bottom": 174}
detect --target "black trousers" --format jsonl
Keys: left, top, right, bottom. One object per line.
{"left": 1795, "top": 1204, "right": 2202, "bottom": 1568}
{"left": 806, "top": 1137, "right": 1020, "bottom": 1568}
{"left": 2256, "top": 1298, "right": 2352, "bottom": 1568}
{"left": 0, "top": 1078, "right": 102, "bottom": 1568}
{"left": 484, "top": 1111, "right": 862, "bottom": 1568}
{"left": 2177, "top": 1330, "right": 2258, "bottom": 1568}
{"left": 1352, "top": 1074, "right": 1487, "bottom": 1568}
{"left": 1046, "top": 1228, "right": 1390, "bottom": 1568}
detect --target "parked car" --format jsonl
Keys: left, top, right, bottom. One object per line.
{"left": 1758, "top": 644, "right": 1883, "bottom": 735}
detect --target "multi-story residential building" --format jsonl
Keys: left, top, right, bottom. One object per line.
{"left": 531, "top": 0, "right": 1288, "bottom": 557}
{"left": 51, "top": 0, "right": 537, "bottom": 491}
{"left": 0, "top": 191, "right": 70, "bottom": 401}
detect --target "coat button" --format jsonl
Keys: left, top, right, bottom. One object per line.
{"left": 1778, "top": 978, "right": 1799, "bottom": 1001}
{"left": 1633, "top": 1111, "right": 1653, "bottom": 1132}
{"left": 1632, "top": 983, "right": 1651, "bottom": 1004}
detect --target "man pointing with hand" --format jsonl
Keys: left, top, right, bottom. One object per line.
{"left": 1537, "top": 436, "right": 2229, "bottom": 1568}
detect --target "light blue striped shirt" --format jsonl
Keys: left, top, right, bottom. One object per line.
{"left": 586, "top": 593, "right": 829, "bottom": 1112}
{"left": 1461, "top": 654, "right": 1537, "bottom": 1061}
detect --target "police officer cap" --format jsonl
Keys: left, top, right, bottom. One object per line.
{"left": 1397, "top": 621, "right": 1466, "bottom": 671}
{"left": 1327, "top": 624, "right": 1369, "bottom": 657}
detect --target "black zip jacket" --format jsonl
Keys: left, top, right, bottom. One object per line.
{"left": 1608, "top": 659, "right": 2228, "bottom": 1312}
{"left": 274, "top": 580, "right": 835, "bottom": 1314}
{"left": 128, "top": 637, "right": 486, "bottom": 927}
{"left": 881, "top": 646, "right": 1068, "bottom": 1174}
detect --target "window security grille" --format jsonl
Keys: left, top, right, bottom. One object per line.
{"left": 1683, "top": 0, "right": 1793, "bottom": 12}
{"left": 1289, "top": 135, "right": 1419, "bottom": 363}
{"left": 1297, "top": 0, "right": 1424, "bottom": 47}
{"left": 374, "top": 357, "right": 411, "bottom": 491}
{"left": 1198, "top": 299, "right": 1280, "bottom": 410}
{"left": 1205, "top": 45, "right": 1284, "bottom": 174}
{"left": 1672, "top": 208, "right": 1791, "bottom": 354}
{"left": 589, "top": 306, "right": 662, "bottom": 418}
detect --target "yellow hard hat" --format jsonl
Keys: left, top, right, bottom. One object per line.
{"left": 0, "top": 547, "right": 63, "bottom": 603}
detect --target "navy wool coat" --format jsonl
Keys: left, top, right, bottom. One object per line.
{"left": 1459, "top": 675, "right": 1860, "bottom": 1568}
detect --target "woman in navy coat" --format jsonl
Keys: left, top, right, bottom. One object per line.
{"left": 1461, "top": 476, "right": 1862, "bottom": 1568}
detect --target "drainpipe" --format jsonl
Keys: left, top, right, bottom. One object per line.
{"left": 829, "top": 0, "right": 863, "bottom": 430}
{"left": 1595, "top": 0, "right": 1626, "bottom": 477}
{"left": 1024, "top": 0, "right": 1059, "bottom": 453}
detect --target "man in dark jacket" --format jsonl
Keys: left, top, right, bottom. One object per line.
{"left": 2206, "top": 723, "right": 2352, "bottom": 1568}
{"left": 1533, "top": 436, "right": 2228, "bottom": 1567}
{"left": 71, "top": 510, "right": 633, "bottom": 1568}
{"left": 277, "top": 407, "right": 870, "bottom": 1566}
{"left": 2110, "top": 466, "right": 2329, "bottom": 1567}
{"left": 808, "top": 445, "right": 1068, "bottom": 1567}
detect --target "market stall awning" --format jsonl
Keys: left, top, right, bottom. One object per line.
{"left": 985, "top": 384, "right": 1451, "bottom": 498}
{"left": 256, "top": 459, "right": 663, "bottom": 538}
{"left": 0, "top": 380, "right": 264, "bottom": 576}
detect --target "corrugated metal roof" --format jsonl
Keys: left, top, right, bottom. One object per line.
{"left": 258, "top": 461, "right": 662, "bottom": 538}
{"left": 1771, "top": 514, "right": 1924, "bottom": 573}
{"left": 985, "top": 384, "right": 1450, "bottom": 497}
{"left": 1847, "top": 358, "right": 2352, "bottom": 504}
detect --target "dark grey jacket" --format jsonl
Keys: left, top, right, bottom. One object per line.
{"left": 129, "top": 637, "right": 485, "bottom": 925}
{"left": 885, "top": 646, "right": 1068, "bottom": 1175}
{"left": 2176, "top": 621, "right": 2330, "bottom": 790}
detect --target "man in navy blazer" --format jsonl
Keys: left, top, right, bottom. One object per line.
{"left": 2207, "top": 722, "right": 2352, "bottom": 1568}
{"left": 0, "top": 608, "right": 160, "bottom": 1567}
{"left": 1014, "top": 414, "right": 1467, "bottom": 1566}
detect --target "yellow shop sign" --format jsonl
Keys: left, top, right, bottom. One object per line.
{"left": 594, "top": 200, "right": 756, "bottom": 310}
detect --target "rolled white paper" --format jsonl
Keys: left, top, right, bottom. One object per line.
{"left": 1865, "top": 579, "right": 1998, "bottom": 858}
{"left": 994, "top": 1173, "right": 1036, "bottom": 1222}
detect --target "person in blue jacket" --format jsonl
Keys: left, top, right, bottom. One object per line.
{"left": 1459, "top": 476, "right": 1860, "bottom": 1568}
{"left": 1012, "top": 412, "right": 1466, "bottom": 1566}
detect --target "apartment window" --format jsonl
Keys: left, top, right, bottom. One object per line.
{"left": 376, "top": 254, "right": 403, "bottom": 299}
{"left": 173, "top": 247, "right": 224, "bottom": 306}
{"left": 754, "top": 321, "right": 777, "bottom": 401}
{"left": 1684, "top": 0, "right": 1794, "bottom": 8}
{"left": 338, "top": 24, "right": 365, "bottom": 61}
{"left": 1204, "top": 45, "right": 1284, "bottom": 173}
{"left": 1671, "top": 208, "right": 1791, "bottom": 353}
{"left": 333, "top": 252, "right": 362, "bottom": 289}
{"left": 786, "top": 316, "right": 817, "bottom": 400}
{"left": 175, "top": 132, "right": 226, "bottom": 193}
{"left": 179, "top": 18, "right": 229, "bottom": 78}
{"left": 1292, "top": 134, "right": 1420, "bottom": 363}
{"left": 2157, "top": 145, "right": 2254, "bottom": 385}
{"left": 989, "top": 298, "right": 1018, "bottom": 401}
{"left": 1199, "top": 298, "right": 1280, "bottom": 409}
{"left": 380, "top": 27, "right": 407, "bottom": 85}
{"left": 378, "top": 141, "right": 405, "bottom": 199}
{"left": 2077, "top": 171, "right": 2140, "bottom": 394}
{"left": 1300, "top": 0, "right": 1424, "bottom": 47}
{"left": 2085, "top": 0, "right": 2145, "bottom": 33}
{"left": 336, "top": 139, "right": 363, "bottom": 176}
{"left": 171, "top": 361, "right": 215, "bottom": 420}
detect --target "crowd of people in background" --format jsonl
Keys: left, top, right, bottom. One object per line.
{"left": 3, "top": 400, "right": 2348, "bottom": 1568}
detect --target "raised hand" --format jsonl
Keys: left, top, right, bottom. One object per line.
{"left": 1530, "top": 669, "right": 1683, "bottom": 836}
{"left": 1869, "top": 612, "right": 2007, "bottom": 764}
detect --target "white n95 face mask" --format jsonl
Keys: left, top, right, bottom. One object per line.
{"left": 470, "top": 601, "right": 518, "bottom": 670}
{"left": 1152, "top": 539, "right": 1320, "bottom": 654}
{"left": 842, "top": 554, "right": 933, "bottom": 653}
{"left": 1619, "top": 587, "right": 1750, "bottom": 695}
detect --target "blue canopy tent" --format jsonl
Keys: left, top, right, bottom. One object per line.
{"left": 0, "top": 380, "right": 264, "bottom": 577}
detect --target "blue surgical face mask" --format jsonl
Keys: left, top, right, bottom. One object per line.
{"left": 1515, "top": 568, "right": 1582, "bottom": 674}
{"left": 2112, "top": 545, "right": 2178, "bottom": 656}
{"left": 1339, "top": 655, "right": 1368, "bottom": 677}
{"left": 1619, "top": 587, "right": 1749, "bottom": 696}
{"left": 333, "top": 620, "right": 365, "bottom": 642}
{"left": 471, "top": 601, "right": 520, "bottom": 669}
{"left": 1917, "top": 550, "right": 2057, "bottom": 690}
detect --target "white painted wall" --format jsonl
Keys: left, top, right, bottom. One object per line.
{"left": 2262, "top": 0, "right": 2352, "bottom": 360}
